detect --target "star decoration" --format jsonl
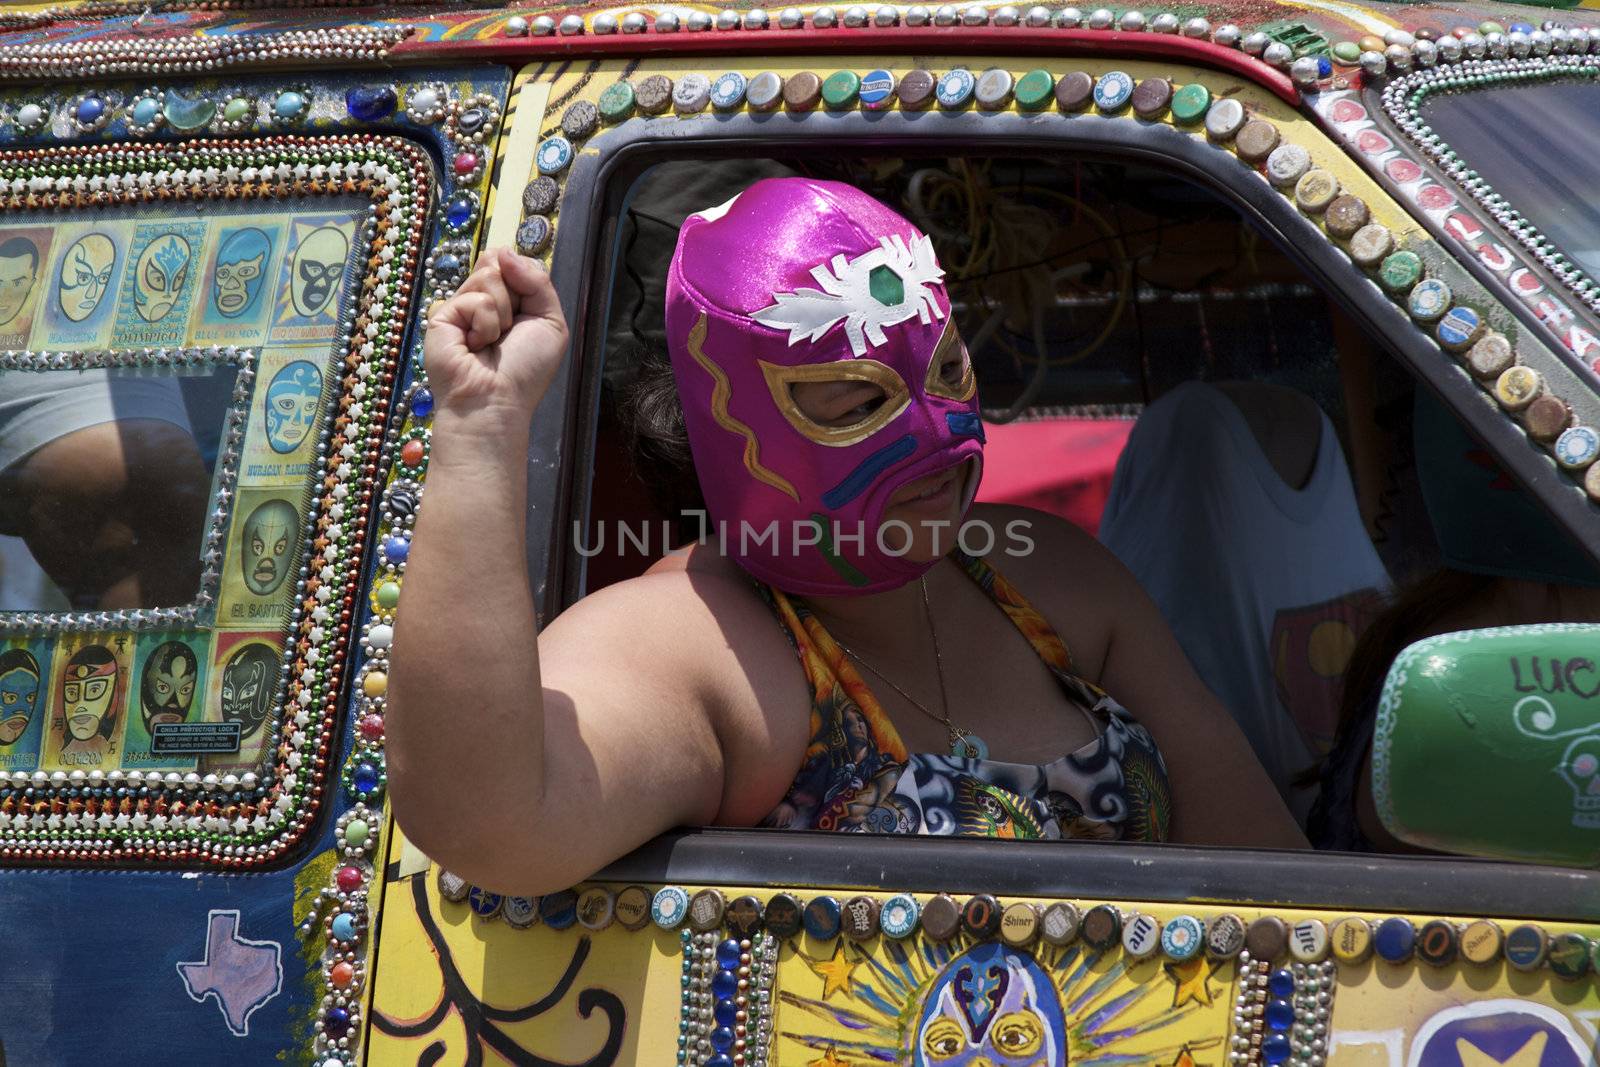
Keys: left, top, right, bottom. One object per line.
{"left": 804, "top": 942, "right": 862, "bottom": 1001}
{"left": 1456, "top": 1033, "right": 1549, "bottom": 1067}
{"left": 1165, "top": 956, "right": 1217, "bottom": 1008}
{"left": 1172, "top": 1046, "right": 1201, "bottom": 1067}
{"left": 808, "top": 1047, "right": 854, "bottom": 1067}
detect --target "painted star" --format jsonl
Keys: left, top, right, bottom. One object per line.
{"left": 808, "top": 1048, "right": 854, "bottom": 1067}
{"left": 804, "top": 942, "right": 862, "bottom": 1001}
{"left": 1171, "top": 1046, "right": 1202, "bottom": 1067}
{"left": 1456, "top": 1033, "right": 1549, "bottom": 1067}
{"left": 1165, "top": 956, "right": 1216, "bottom": 1008}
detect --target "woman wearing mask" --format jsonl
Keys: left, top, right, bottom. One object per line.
{"left": 387, "top": 177, "right": 1304, "bottom": 895}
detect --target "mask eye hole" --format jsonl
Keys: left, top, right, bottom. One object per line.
{"left": 792, "top": 380, "right": 889, "bottom": 428}
{"left": 759, "top": 358, "right": 911, "bottom": 447}
{"left": 924, "top": 320, "right": 976, "bottom": 402}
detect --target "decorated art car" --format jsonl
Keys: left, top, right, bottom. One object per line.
{"left": 0, "top": 0, "right": 1598, "bottom": 1064}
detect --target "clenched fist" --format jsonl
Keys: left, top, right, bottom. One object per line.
{"left": 423, "top": 248, "right": 569, "bottom": 426}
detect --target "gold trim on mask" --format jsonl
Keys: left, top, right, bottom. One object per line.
{"left": 686, "top": 313, "right": 799, "bottom": 501}
{"left": 758, "top": 358, "right": 911, "bottom": 448}
{"left": 924, "top": 318, "right": 976, "bottom": 402}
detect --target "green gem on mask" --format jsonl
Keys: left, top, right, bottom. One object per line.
{"left": 869, "top": 264, "right": 905, "bottom": 307}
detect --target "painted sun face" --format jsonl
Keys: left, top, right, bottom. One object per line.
{"left": 0, "top": 651, "right": 40, "bottom": 746}
{"left": 139, "top": 641, "right": 198, "bottom": 734}
{"left": 289, "top": 225, "right": 348, "bottom": 318}
{"left": 219, "top": 643, "right": 279, "bottom": 739}
{"left": 133, "top": 233, "right": 192, "bottom": 322}
{"left": 0, "top": 242, "right": 40, "bottom": 326}
{"left": 57, "top": 233, "right": 117, "bottom": 322}
{"left": 912, "top": 944, "right": 1067, "bottom": 1067}
{"left": 264, "top": 361, "right": 322, "bottom": 454}
{"left": 212, "top": 227, "right": 271, "bottom": 318}
{"left": 61, "top": 647, "right": 118, "bottom": 743}
{"left": 241, "top": 498, "right": 297, "bottom": 596}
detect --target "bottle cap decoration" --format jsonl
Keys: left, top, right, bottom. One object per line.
{"left": 1294, "top": 170, "right": 1341, "bottom": 214}
{"left": 1001, "top": 901, "right": 1041, "bottom": 946}
{"left": 976, "top": 67, "right": 1016, "bottom": 109}
{"left": 1042, "top": 902, "right": 1082, "bottom": 945}
{"left": 1162, "top": 915, "right": 1205, "bottom": 960}
{"left": 1234, "top": 118, "right": 1280, "bottom": 162}
{"left": 1170, "top": 82, "right": 1210, "bottom": 123}
{"left": 1131, "top": 76, "right": 1173, "bottom": 118}
{"left": 1207, "top": 913, "right": 1247, "bottom": 958}
{"left": 615, "top": 886, "right": 653, "bottom": 930}
{"left": 1415, "top": 920, "right": 1459, "bottom": 966}
{"left": 1330, "top": 917, "right": 1373, "bottom": 963}
{"left": 937, "top": 68, "right": 977, "bottom": 108}
{"left": 1056, "top": 70, "right": 1095, "bottom": 111}
{"left": 1246, "top": 916, "right": 1288, "bottom": 960}
{"left": 860, "top": 68, "right": 897, "bottom": 109}
{"left": 879, "top": 894, "right": 921, "bottom": 938}
{"left": 1094, "top": 71, "right": 1135, "bottom": 111}
{"left": 784, "top": 70, "right": 823, "bottom": 110}
{"left": 897, "top": 69, "right": 937, "bottom": 108}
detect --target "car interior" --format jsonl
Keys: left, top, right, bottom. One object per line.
{"left": 552, "top": 150, "right": 1600, "bottom": 853}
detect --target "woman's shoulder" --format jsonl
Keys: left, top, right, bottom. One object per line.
{"left": 963, "top": 503, "right": 1135, "bottom": 679}
{"left": 968, "top": 503, "right": 1131, "bottom": 592}
{"left": 555, "top": 543, "right": 777, "bottom": 640}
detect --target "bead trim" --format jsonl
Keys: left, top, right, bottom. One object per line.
{"left": 0, "top": 134, "right": 429, "bottom": 869}
{"left": 1378, "top": 56, "right": 1600, "bottom": 323}
{"left": 447, "top": 881, "right": 1597, "bottom": 985}
{"left": 0, "top": 26, "right": 413, "bottom": 82}
{"left": 1312, "top": 85, "right": 1600, "bottom": 388}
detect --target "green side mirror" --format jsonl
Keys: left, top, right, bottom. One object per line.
{"left": 1372, "top": 623, "right": 1600, "bottom": 866}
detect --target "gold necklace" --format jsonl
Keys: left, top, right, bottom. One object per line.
{"left": 829, "top": 575, "right": 987, "bottom": 759}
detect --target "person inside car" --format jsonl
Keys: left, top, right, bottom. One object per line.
{"left": 1309, "top": 388, "right": 1600, "bottom": 853}
{"left": 387, "top": 177, "right": 1305, "bottom": 895}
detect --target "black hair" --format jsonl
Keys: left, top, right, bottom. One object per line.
{"left": 0, "top": 648, "right": 39, "bottom": 678}
{"left": 0, "top": 236, "right": 39, "bottom": 272}
{"left": 614, "top": 340, "right": 707, "bottom": 538}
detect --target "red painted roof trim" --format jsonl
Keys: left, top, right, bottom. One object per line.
{"left": 392, "top": 27, "right": 1301, "bottom": 105}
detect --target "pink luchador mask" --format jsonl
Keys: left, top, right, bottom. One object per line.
{"left": 665, "top": 177, "right": 985, "bottom": 595}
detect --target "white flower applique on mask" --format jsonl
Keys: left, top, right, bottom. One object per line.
{"left": 753, "top": 233, "right": 946, "bottom": 357}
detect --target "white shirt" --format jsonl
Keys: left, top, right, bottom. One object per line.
{"left": 1099, "top": 382, "right": 1390, "bottom": 824}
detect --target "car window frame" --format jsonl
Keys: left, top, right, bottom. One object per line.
{"left": 526, "top": 76, "right": 1600, "bottom": 919}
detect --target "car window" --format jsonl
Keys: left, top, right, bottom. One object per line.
{"left": 1418, "top": 79, "right": 1600, "bottom": 280}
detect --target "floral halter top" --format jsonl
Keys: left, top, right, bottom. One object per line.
{"left": 757, "top": 550, "right": 1173, "bottom": 842}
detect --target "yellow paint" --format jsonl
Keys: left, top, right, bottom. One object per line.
{"left": 803, "top": 940, "right": 864, "bottom": 1000}
{"left": 1166, "top": 955, "right": 1217, "bottom": 1008}
{"left": 483, "top": 71, "right": 553, "bottom": 258}
{"left": 396, "top": 833, "right": 433, "bottom": 879}
{"left": 364, "top": 54, "right": 1524, "bottom": 1067}
{"left": 366, "top": 870, "right": 1600, "bottom": 1065}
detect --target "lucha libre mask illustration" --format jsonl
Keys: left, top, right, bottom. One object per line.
{"left": 666, "top": 178, "right": 985, "bottom": 596}
{"left": 219, "top": 642, "right": 279, "bottom": 740}
{"left": 910, "top": 943, "right": 1067, "bottom": 1066}
{"left": 265, "top": 361, "right": 322, "bottom": 454}
{"left": 139, "top": 641, "right": 198, "bottom": 735}
{"left": 212, "top": 227, "right": 271, "bottom": 318}
{"left": 0, "top": 236, "right": 41, "bottom": 327}
{"left": 289, "top": 225, "right": 349, "bottom": 318}
{"left": 133, "top": 233, "right": 192, "bottom": 322}
{"left": 0, "top": 648, "right": 41, "bottom": 746}
{"left": 60, "top": 645, "right": 119, "bottom": 743}
{"left": 240, "top": 498, "right": 298, "bottom": 597}
{"left": 57, "top": 233, "right": 117, "bottom": 322}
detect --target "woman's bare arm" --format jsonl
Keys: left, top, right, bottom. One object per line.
{"left": 386, "top": 250, "right": 732, "bottom": 894}
{"left": 996, "top": 506, "right": 1307, "bottom": 849}
{"left": 1098, "top": 575, "right": 1309, "bottom": 849}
